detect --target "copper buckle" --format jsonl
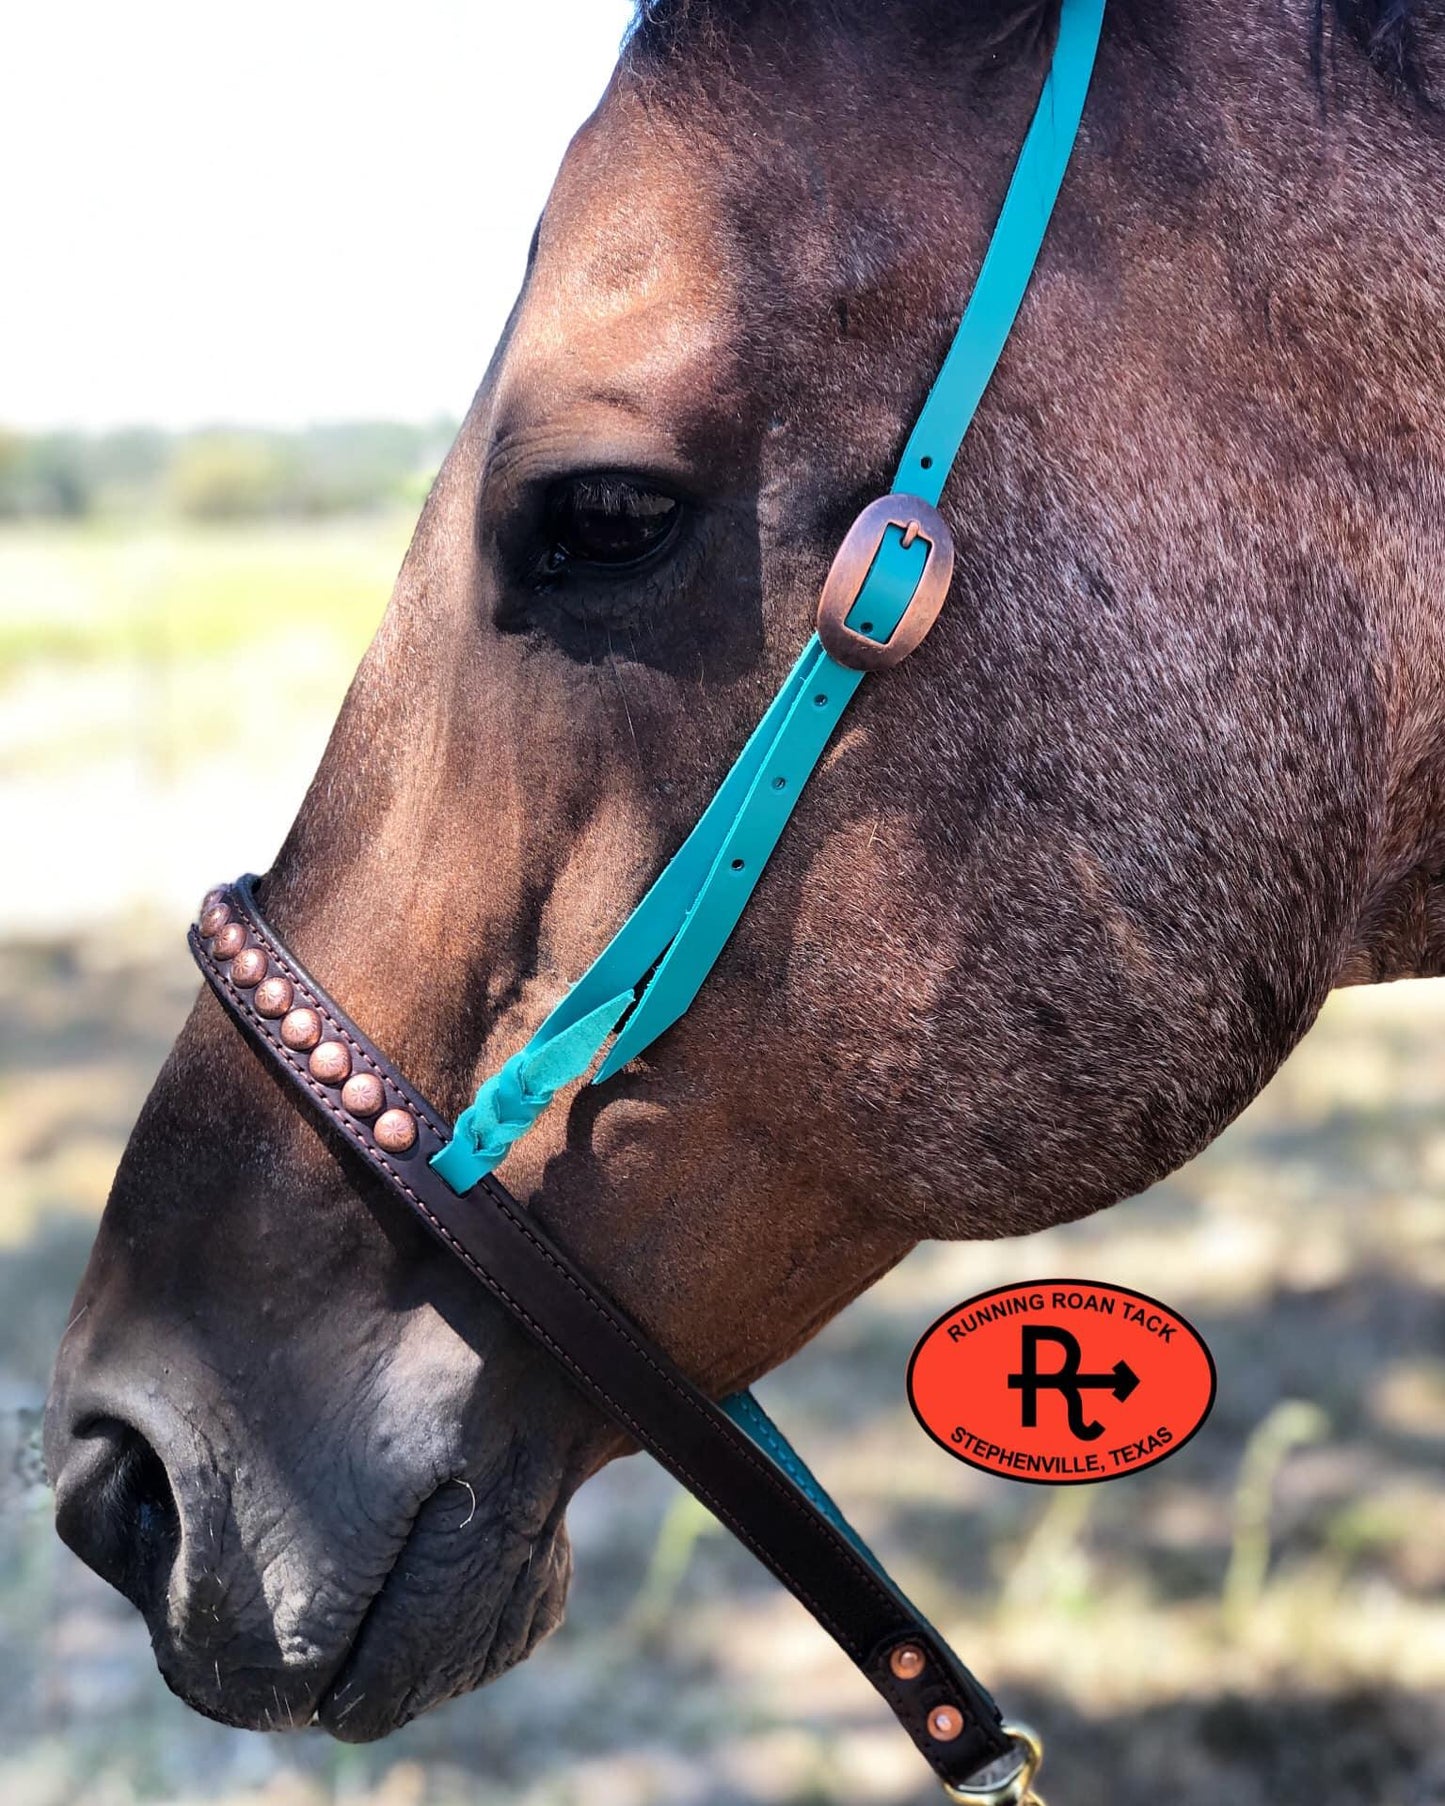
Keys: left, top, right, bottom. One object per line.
{"left": 815, "top": 492, "right": 955, "bottom": 672}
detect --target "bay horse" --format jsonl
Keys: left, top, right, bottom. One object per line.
{"left": 44, "top": 0, "right": 1445, "bottom": 1764}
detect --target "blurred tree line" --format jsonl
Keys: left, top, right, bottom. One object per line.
{"left": 0, "top": 419, "right": 457, "bottom": 521}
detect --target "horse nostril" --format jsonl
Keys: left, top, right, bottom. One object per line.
{"left": 53, "top": 1417, "right": 181, "bottom": 1617}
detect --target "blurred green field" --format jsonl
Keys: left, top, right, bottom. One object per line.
{"left": 3, "top": 520, "right": 1445, "bottom": 1806}
{"left": 0, "top": 520, "right": 412, "bottom": 937}
{"left": 0, "top": 518, "right": 401, "bottom": 670}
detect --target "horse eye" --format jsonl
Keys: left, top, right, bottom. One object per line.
{"left": 543, "top": 475, "right": 681, "bottom": 572}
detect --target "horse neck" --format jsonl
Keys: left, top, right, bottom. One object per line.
{"left": 1352, "top": 588, "right": 1445, "bottom": 982}
{"left": 1105, "top": 2, "right": 1445, "bottom": 981}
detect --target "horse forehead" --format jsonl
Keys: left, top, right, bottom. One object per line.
{"left": 505, "top": 105, "right": 741, "bottom": 403}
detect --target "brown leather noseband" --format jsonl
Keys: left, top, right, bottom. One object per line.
{"left": 191, "top": 876, "right": 1022, "bottom": 1797}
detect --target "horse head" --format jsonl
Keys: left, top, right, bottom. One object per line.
{"left": 45, "top": 0, "right": 1445, "bottom": 1746}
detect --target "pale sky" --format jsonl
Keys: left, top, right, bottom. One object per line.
{"left": 1, "top": 0, "right": 636, "bottom": 430}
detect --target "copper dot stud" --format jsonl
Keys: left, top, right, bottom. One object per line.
{"left": 254, "top": 976, "right": 295, "bottom": 1019}
{"left": 309, "top": 1041, "right": 352, "bottom": 1086}
{"left": 341, "top": 1072, "right": 385, "bottom": 1118}
{"left": 201, "top": 886, "right": 228, "bottom": 911}
{"left": 927, "top": 1706, "right": 964, "bottom": 1743}
{"left": 231, "top": 948, "right": 268, "bottom": 988}
{"left": 280, "top": 1008, "right": 323, "bottom": 1051}
{"left": 373, "top": 1109, "right": 418, "bottom": 1154}
{"left": 211, "top": 922, "right": 247, "bottom": 960}
{"left": 890, "top": 1645, "right": 926, "bottom": 1681}
{"left": 199, "top": 904, "right": 232, "bottom": 937}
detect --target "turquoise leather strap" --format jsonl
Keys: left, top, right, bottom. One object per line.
{"left": 432, "top": 0, "right": 1106, "bottom": 1193}
{"left": 896, "top": 0, "right": 1108, "bottom": 503}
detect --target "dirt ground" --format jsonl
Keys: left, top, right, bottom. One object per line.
{"left": 3, "top": 521, "right": 1444, "bottom": 1805}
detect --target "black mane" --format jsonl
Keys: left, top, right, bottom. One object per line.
{"left": 627, "top": 0, "right": 1440, "bottom": 110}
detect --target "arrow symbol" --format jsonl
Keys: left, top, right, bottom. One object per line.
{"left": 1108, "top": 1358, "right": 1140, "bottom": 1403}
{"left": 1006, "top": 1329, "right": 1143, "bottom": 1442}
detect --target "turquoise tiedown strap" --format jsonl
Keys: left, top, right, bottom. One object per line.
{"left": 719, "top": 1390, "right": 891, "bottom": 1577}
{"left": 432, "top": 0, "right": 1105, "bottom": 1193}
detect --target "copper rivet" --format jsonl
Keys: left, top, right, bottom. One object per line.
{"left": 231, "top": 948, "right": 268, "bottom": 988}
{"left": 928, "top": 1706, "right": 964, "bottom": 1743}
{"left": 890, "top": 1645, "right": 926, "bottom": 1681}
{"left": 254, "top": 976, "right": 295, "bottom": 1019}
{"left": 211, "top": 922, "right": 247, "bottom": 960}
{"left": 309, "top": 1041, "right": 352, "bottom": 1085}
{"left": 202, "top": 886, "right": 228, "bottom": 911}
{"left": 280, "top": 1008, "right": 323, "bottom": 1051}
{"left": 373, "top": 1108, "right": 418, "bottom": 1154}
{"left": 199, "top": 904, "right": 232, "bottom": 937}
{"left": 341, "top": 1073, "right": 385, "bottom": 1118}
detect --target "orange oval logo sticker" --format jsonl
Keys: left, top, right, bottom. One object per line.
{"left": 907, "top": 1279, "right": 1216, "bottom": 1484}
